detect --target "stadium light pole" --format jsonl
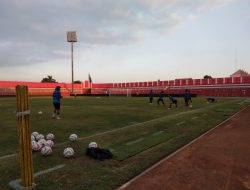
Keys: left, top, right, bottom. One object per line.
{"left": 67, "top": 31, "right": 77, "bottom": 94}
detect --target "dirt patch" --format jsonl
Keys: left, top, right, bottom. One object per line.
{"left": 119, "top": 106, "right": 250, "bottom": 190}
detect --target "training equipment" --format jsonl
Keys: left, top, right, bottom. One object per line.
{"left": 46, "top": 133, "right": 55, "bottom": 140}
{"left": 38, "top": 139, "right": 47, "bottom": 147}
{"left": 32, "top": 141, "right": 41, "bottom": 151}
{"left": 31, "top": 132, "right": 39, "bottom": 138}
{"left": 108, "top": 88, "right": 131, "bottom": 97}
{"left": 35, "top": 134, "right": 44, "bottom": 141}
{"left": 45, "top": 140, "right": 54, "bottom": 147}
{"left": 16, "top": 85, "right": 35, "bottom": 189}
{"left": 31, "top": 135, "right": 35, "bottom": 141}
{"left": 63, "top": 147, "right": 74, "bottom": 158}
{"left": 89, "top": 142, "right": 98, "bottom": 148}
{"left": 41, "top": 146, "right": 52, "bottom": 156}
{"left": 69, "top": 134, "right": 77, "bottom": 141}
{"left": 86, "top": 147, "right": 113, "bottom": 160}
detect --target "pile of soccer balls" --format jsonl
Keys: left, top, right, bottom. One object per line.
{"left": 31, "top": 132, "right": 54, "bottom": 156}
{"left": 31, "top": 132, "right": 98, "bottom": 159}
{"left": 31, "top": 132, "right": 75, "bottom": 157}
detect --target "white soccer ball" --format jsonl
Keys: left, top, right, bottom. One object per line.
{"left": 31, "top": 132, "right": 39, "bottom": 138}
{"left": 45, "top": 140, "right": 54, "bottom": 148}
{"left": 32, "top": 141, "right": 42, "bottom": 151}
{"left": 38, "top": 111, "right": 43, "bottom": 115}
{"left": 36, "top": 134, "right": 45, "bottom": 141}
{"left": 31, "top": 135, "right": 35, "bottom": 141}
{"left": 69, "top": 134, "right": 77, "bottom": 142}
{"left": 46, "top": 133, "right": 55, "bottom": 141}
{"left": 41, "top": 146, "right": 52, "bottom": 156}
{"left": 38, "top": 139, "right": 47, "bottom": 147}
{"left": 189, "top": 105, "right": 193, "bottom": 108}
{"left": 63, "top": 147, "right": 74, "bottom": 158}
{"left": 88, "top": 142, "right": 98, "bottom": 148}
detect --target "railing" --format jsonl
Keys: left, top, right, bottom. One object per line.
{"left": 1, "top": 76, "right": 250, "bottom": 97}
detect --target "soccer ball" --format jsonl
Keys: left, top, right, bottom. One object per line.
{"left": 38, "top": 111, "right": 43, "bottom": 115}
{"left": 38, "top": 139, "right": 47, "bottom": 147}
{"left": 35, "top": 134, "right": 45, "bottom": 141}
{"left": 88, "top": 142, "right": 98, "bottom": 148}
{"left": 31, "top": 135, "right": 35, "bottom": 141}
{"left": 31, "top": 132, "right": 39, "bottom": 138}
{"left": 46, "top": 133, "right": 55, "bottom": 140}
{"left": 41, "top": 146, "right": 52, "bottom": 156}
{"left": 63, "top": 147, "right": 74, "bottom": 158}
{"left": 45, "top": 140, "right": 54, "bottom": 148}
{"left": 32, "top": 141, "right": 42, "bottom": 151}
{"left": 69, "top": 134, "right": 77, "bottom": 142}
{"left": 189, "top": 105, "right": 193, "bottom": 108}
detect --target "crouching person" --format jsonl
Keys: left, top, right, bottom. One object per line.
{"left": 168, "top": 95, "right": 178, "bottom": 109}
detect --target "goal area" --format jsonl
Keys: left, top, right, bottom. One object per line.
{"left": 108, "top": 88, "right": 132, "bottom": 97}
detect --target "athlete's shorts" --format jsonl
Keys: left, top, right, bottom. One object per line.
{"left": 53, "top": 103, "right": 60, "bottom": 109}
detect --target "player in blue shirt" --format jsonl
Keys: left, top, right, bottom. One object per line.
{"left": 149, "top": 89, "right": 154, "bottom": 104}
{"left": 207, "top": 96, "right": 216, "bottom": 103}
{"left": 52, "top": 86, "right": 62, "bottom": 119}
{"left": 168, "top": 95, "right": 178, "bottom": 108}
{"left": 184, "top": 89, "right": 192, "bottom": 107}
{"left": 157, "top": 91, "right": 165, "bottom": 105}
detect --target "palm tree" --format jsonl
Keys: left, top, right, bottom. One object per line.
{"left": 41, "top": 75, "right": 56, "bottom": 83}
{"left": 203, "top": 75, "right": 212, "bottom": 79}
{"left": 74, "top": 80, "right": 82, "bottom": 84}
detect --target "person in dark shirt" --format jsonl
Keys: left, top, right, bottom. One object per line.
{"left": 184, "top": 89, "right": 192, "bottom": 107}
{"left": 168, "top": 95, "right": 178, "bottom": 108}
{"left": 157, "top": 91, "right": 165, "bottom": 105}
{"left": 52, "top": 86, "right": 62, "bottom": 119}
{"left": 149, "top": 89, "right": 154, "bottom": 104}
{"left": 207, "top": 96, "right": 216, "bottom": 103}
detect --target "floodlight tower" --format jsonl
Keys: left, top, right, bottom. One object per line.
{"left": 67, "top": 31, "right": 77, "bottom": 94}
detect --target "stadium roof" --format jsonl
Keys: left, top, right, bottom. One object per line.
{"left": 230, "top": 69, "right": 250, "bottom": 77}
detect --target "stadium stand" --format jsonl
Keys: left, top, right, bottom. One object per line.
{"left": 0, "top": 75, "right": 250, "bottom": 97}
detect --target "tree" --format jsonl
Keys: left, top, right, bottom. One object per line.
{"left": 203, "top": 75, "right": 212, "bottom": 79}
{"left": 74, "top": 80, "right": 82, "bottom": 84}
{"left": 41, "top": 75, "right": 56, "bottom": 83}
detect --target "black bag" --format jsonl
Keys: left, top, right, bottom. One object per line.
{"left": 86, "top": 147, "right": 113, "bottom": 161}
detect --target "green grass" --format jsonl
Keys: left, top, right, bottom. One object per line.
{"left": 0, "top": 96, "right": 249, "bottom": 190}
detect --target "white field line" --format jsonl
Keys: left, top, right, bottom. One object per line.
{"left": 176, "top": 121, "right": 185, "bottom": 126}
{"left": 126, "top": 138, "right": 144, "bottom": 146}
{"left": 9, "top": 164, "right": 65, "bottom": 190}
{"left": 0, "top": 153, "right": 17, "bottom": 161}
{"left": 152, "top": 131, "right": 164, "bottom": 136}
{"left": 116, "top": 106, "right": 249, "bottom": 190}
{"left": 129, "top": 121, "right": 138, "bottom": 125}
{"left": 0, "top": 100, "right": 242, "bottom": 161}
{"left": 244, "top": 99, "right": 250, "bottom": 103}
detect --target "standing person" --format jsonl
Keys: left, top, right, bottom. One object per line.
{"left": 149, "top": 89, "right": 154, "bottom": 104}
{"left": 184, "top": 89, "right": 192, "bottom": 107}
{"left": 157, "top": 91, "right": 165, "bottom": 105}
{"left": 52, "top": 86, "right": 62, "bottom": 119}
{"left": 168, "top": 95, "right": 178, "bottom": 108}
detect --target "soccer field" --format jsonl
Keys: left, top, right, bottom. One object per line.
{"left": 0, "top": 96, "right": 249, "bottom": 190}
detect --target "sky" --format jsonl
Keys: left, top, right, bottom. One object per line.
{"left": 0, "top": 0, "right": 249, "bottom": 83}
